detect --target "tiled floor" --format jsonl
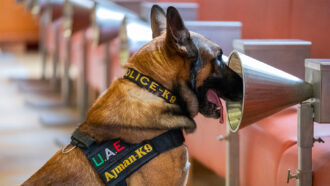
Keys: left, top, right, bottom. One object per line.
{"left": 0, "top": 53, "right": 74, "bottom": 185}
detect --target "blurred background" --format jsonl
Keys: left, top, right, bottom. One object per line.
{"left": 2, "top": 0, "right": 330, "bottom": 57}
{"left": 0, "top": 0, "right": 329, "bottom": 185}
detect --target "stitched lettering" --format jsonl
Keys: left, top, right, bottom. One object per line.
{"left": 114, "top": 164, "right": 125, "bottom": 174}
{"left": 113, "top": 140, "right": 125, "bottom": 152}
{"left": 170, "top": 96, "right": 176, "bottom": 104}
{"left": 144, "top": 144, "right": 153, "bottom": 152}
{"left": 124, "top": 68, "right": 177, "bottom": 104}
{"left": 105, "top": 171, "right": 115, "bottom": 182}
{"left": 103, "top": 144, "right": 153, "bottom": 183}
{"left": 135, "top": 146, "right": 147, "bottom": 158}
{"left": 124, "top": 69, "right": 131, "bottom": 76}
{"left": 128, "top": 154, "right": 137, "bottom": 163}
{"left": 149, "top": 81, "right": 159, "bottom": 91}
{"left": 123, "top": 160, "right": 131, "bottom": 167}
{"left": 129, "top": 69, "right": 135, "bottom": 79}
{"left": 162, "top": 89, "right": 170, "bottom": 99}
{"left": 105, "top": 148, "right": 116, "bottom": 160}
{"left": 140, "top": 76, "right": 150, "bottom": 86}
{"left": 135, "top": 73, "right": 140, "bottom": 81}
{"left": 92, "top": 153, "right": 104, "bottom": 167}
{"left": 110, "top": 169, "right": 118, "bottom": 179}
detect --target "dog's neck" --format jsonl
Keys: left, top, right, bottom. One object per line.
{"left": 79, "top": 35, "right": 198, "bottom": 143}
{"left": 125, "top": 34, "right": 186, "bottom": 90}
{"left": 126, "top": 34, "right": 199, "bottom": 118}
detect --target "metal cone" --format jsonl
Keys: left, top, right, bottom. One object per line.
{"left": 226, "top": 51, "right": 313, "bottom": 132}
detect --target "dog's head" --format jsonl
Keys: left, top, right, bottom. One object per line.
{"left": 127, "top": 5, "right": 242, "bottom": 120}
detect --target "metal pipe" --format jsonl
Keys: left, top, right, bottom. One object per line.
{"left": 90, "top": 0, "right": 142, "bottom": 89}
{"left": 26, "top": 0, "right": 64, "bottom": 20}
{"left": 51, "top": 22, "right": 60, "bottom": 91}
{"left": 40, "top": 4, "right": 51, "bottom": 80}
{"left": 60, "top": 0, "right": 94, "bottom": 109}
{"left": 78, "top": 33, "right": 89, "bottom": 120}
{"left": 38, "top": 0, "right": 65, "bottom": 21}
{"left": 91, "top": 0, "right": 139, "bottom": 45}
{"left": 119, "top": 16, "right": 152, "bottom": 64}
{"left": 61, "top": 35, "right": 71, "bottom": 106}
{"left": 297, "top": 101, "right": 314, "bottom": 186}
{"left": 226, "top": 126, "right": 240, "bottom": 186}
{"left": 63, "top": 0, "right": 95, "bottom": 37}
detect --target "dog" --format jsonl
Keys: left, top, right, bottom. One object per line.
{"left": 22, "top": 5, "right": 242, "bottom": 186}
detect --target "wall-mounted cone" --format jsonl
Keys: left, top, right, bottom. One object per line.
{"left": 226, "top": 51, "right": 313, "bottom": 132}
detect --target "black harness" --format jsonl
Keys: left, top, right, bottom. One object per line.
{"left": 70, "top": 68, "right": 184, "bottom": 186}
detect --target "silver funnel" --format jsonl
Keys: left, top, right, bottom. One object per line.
{"left": 226, "top": 51, "right": 313, "bottom": 132}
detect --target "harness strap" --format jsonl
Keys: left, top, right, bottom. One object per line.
{"left": 71, "top": 129, "right": 95, "bottom": 149}
{"left": 70, "top": 129, "right": 185, "bottom": 186}
{"left": 149, "top": 129, "right": 184, "bottom": 153}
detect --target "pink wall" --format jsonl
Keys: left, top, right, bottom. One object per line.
{"left": 157, "top": 0, "right": 330, "bottom": 58}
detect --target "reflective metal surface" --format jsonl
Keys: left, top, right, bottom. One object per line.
{"left": 113, "top": 0, "right": 149, "bottom": 15}
{"left": 37, "top": 0, "right": 49, "bottom": 13}
{"left": 38, "top": 0, "right": 65, "bottom": 21}
{"left": 226, "top": 51, "right": 313, "bottom": 132}
{"left": 24, "top": 0, "right": 36, "bottom": 11}
{"left": 39, "top": 1, "right": 52, "bottom": 79}
{"left": 30, "top": 0, "right": 46, "bottom": 15}
{"left": 91, "top": 0, "right": 139, "bottom": 45}
{"left": 25, "top": 0, "right": 64, "bottom": 19}
{"left": 233, "top": 39, "right": 311, "bottom": 79}
{"left": 305, "top": 59, "right": 330, "bottom": 123}
{"left": 119, "top": 16, "right": 152, "bottom": 64}
{"left": 297, "top": 102, "right": 314, "bottom": 186}
{"left": 31, "top": 0, "right": 51, "bottom": 21}
{"left": 63, "top": 0, "right": 95, "bottom": 37}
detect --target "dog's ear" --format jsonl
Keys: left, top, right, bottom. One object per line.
{"left": 166, "top": 6, "right": 189, "bottom": 43}
{"left": 150, "top": 5, "right": 166, "bottom": 38}
{"left": 165, "top": 6, "right": 196, "bottom": 59}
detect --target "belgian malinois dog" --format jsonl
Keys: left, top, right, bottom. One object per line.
{"left": 22, "top": 5, "right": 242, "bottom": 186}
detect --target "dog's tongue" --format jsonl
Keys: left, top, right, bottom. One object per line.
{"left": 206, "top": 90, "right": 224, "bottom": 124}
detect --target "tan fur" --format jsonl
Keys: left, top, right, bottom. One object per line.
{"left": 23, "top": 36, "right": 192, "bottom": 185}
{"left": 196, "top": 62, "right": 212, "bottom": 88}
{"left": 22, "top": 6, "right": 220, "bottom": 186}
